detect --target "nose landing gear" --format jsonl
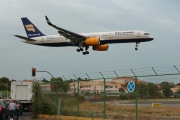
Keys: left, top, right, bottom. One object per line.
{"left": 135, "top": 42, "right": 140, "bottom": 51}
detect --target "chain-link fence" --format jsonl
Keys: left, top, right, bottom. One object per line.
{"left": 38, "top": 65, "right": 180, "bottom": 120}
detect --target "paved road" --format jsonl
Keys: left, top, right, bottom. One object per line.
{"left": 18, "top": 111, "right": 32, "bottom": 120}
{"left": 4, "top": 111, "right": 32, "bottom": 120}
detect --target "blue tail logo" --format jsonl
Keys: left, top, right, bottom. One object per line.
{"left": 21, "top": 17, "right": 45, "bottom": 38}
{"left": 25, "top": 24, "right": 36, "bottom": 32}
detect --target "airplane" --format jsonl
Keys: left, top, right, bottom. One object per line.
{"left": 14, "top": 16, "right": 154, "bottom": 55}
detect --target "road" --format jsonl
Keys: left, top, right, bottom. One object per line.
{"left": 106, "top": 99, "right": 180, "bottom": 106}
{"left": 4, "top": 111, "right": 32, "bottom": 120}
{"left": 18, "top": 111, "right": 32, "bottom": 120}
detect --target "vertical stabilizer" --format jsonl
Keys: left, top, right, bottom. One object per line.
{"left": 21, "top": 17, "right": 45, "bottom": 38}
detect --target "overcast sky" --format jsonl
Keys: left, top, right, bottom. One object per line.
{"left": 0, "top": 0, "right": 180, "bottom": 83}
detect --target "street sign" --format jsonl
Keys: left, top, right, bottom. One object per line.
{"left": 152, "top": 103, "right": 162, "bottom": 107}
{"left": 127, "top": 81, "right": 135, "bottom": 93}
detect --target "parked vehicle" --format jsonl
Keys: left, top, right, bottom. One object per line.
{"left": 3, "top": 99, "right": 23, "bottom": 115}
{"left": 11, "top": 81, "right": 33, "bottom": 110}
{"left": 0, "top": 104, "right": 3, "bottom": 120}
{"left": 0, "top": 100, "right": 8, "bottom": 119}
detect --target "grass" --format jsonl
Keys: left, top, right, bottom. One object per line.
{"left": 77, "top": 101, "right": 180, "bottom": 119}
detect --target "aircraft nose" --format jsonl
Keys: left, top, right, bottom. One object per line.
{"left": 150, "top": 36, "right": 154, "bottom": 40}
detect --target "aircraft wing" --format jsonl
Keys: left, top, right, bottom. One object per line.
{"left": 14, "top": 35, "right": 36, "bottom": 41}
{"left": 45, "top": 16, "right": 87, "bottom": 43}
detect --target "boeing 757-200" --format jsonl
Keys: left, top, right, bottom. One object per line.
{"left": 14, "top": 16, "right": 154, "bottom": 55}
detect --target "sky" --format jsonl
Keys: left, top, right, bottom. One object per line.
{"left": 0, "top": 0, "right": 180, "bottom": 83}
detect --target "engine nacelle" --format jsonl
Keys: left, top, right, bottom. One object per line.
{"left": 85, "top": 37, "right": 100, "bottom": 46}
{"left": 92, "top": 44, "right": 109, "bottom": 51}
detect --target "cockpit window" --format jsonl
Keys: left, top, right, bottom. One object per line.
{"left": 144, "top": 33, "right": 150, "bottom": 35}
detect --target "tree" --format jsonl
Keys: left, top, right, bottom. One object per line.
{"left": 119, "top": 88, "right": 125, "bottom": 92}
{"left": 138, "top": 83, "right": 148, "bottom": 98}
{"left": 161, "top": 81, "right": 173, "bottom": 98}
{"left": 51, "top": 77, "right": 69, "bottom": 92}
{"left": 0, "top": 77, "right": 10, "bottom": 83}
{"left": 147, "top": 83, "right": 158, "bottom": 98}
{"left": 51, "top": 77, "right": 63, "bottom": 82}
{"left": 176, "top": 83, "right": 180, "bottom": 86}
{"left": 0, "top": 84, "right": 6, "bottom": 90}
{"left": 169, "top": 82, "right": 175, "bottom": 88}
{"left": 41, "top": 78, "right": 49, "bottom": 83}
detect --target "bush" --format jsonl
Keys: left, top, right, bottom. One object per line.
{"left": 74, "top": 93, "right": 85, "bottom": 102}
{"left": 31, "top": 82, "right": 89, "bottom": 118}
{"left": 119, "top": 93, "right": 129, "bottom": 100}
{"left": 31, "top": 82, "right": 57, "bottom": 118}
{"left": 61, "top": 98, "right": 77, "bottom": 108}
{"left": 84, "top": 91, "right": 91, "bottom": 96}
{"left": 119, "top": 93, "right": 135, "bottom": 100}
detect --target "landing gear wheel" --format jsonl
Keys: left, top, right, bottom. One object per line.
{"left": 86, "top": 51, "right": 89, "bottom": 54}
{"left": 76, "top": 49, "right": 80, "bottom": 52}
{"left": 80, "top": 48, "right": 83, "bottom": 51}
{"left": 135, "top": 48, "right": 138, "bottom": 51}
{"left": 83, "top": 52, "right": 86, "bottom": 55}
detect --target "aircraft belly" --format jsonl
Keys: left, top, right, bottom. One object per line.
{"left": 35, "top": 42, "right": 74, "bottom": 47}
{"left": 100, "top": 38, "right": 152, "bottom": 44}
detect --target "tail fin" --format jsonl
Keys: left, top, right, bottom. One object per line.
{"left": 21, "top": 17, "right": 45, "bottom": 38}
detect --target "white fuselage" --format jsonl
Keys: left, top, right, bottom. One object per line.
{"left": 22, "top": 30, "right": 153, "bottom": 47}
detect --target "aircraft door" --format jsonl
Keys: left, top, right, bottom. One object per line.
{"left": 137, "top": 31, "right": 140, "bottom": 37}
{"left": 109, "top": 32, "right": 113, "bottom": 39}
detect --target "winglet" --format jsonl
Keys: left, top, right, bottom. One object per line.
{"left": 45, "top": 16, "right": 52, "bottom": 25}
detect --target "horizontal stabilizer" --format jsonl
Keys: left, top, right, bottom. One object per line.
{"left": 14, "top": 35, "right": 36, "bottom": 41}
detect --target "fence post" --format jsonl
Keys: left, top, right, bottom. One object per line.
{"left": 131, "top": 69, "right": 138, "bottom": 120}
{"left": 73, "top": 74, "right": 80, "bottom": 116}
{"left": 99, "top": 72, "right": 106, "bottom": 119}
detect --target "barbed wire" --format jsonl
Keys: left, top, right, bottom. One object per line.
{"left": 35, "top": 65, "right": 180, "bottom": 81}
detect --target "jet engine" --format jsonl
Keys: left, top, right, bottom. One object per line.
{"left": 92, "top": 44, "right": 109, "bottom": 51}
{"left": 85, "top": 37, "right": 100, "bottom": 46}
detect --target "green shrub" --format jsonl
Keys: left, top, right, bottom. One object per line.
{"left": 74, "top": 93, "right": 85, "bottom": 102}
{"left": 84, "top": 91, "right": 91, "bottom": 96}
{"left": 61, "top": 98, "right": 77, "bottom": 108}
{"left": 119, "top": 93, "right": 135, "bottom": 100}
{"left": 31, "top": 82, "right": 57, "bottom": 118}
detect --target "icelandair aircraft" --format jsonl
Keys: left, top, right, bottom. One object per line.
{"left": 15, "top": 16, "right": 154, "bottom": 55}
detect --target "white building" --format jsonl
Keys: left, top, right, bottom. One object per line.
{"left": 69, "top": 79, "right": 121, "bottom": 94}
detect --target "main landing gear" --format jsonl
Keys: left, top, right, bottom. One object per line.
{"left": 76, "top": 46, "right": 89, "bottom": 55}
{"left": 135, "top": 42, "right": 140, "bottom": 51}
{"left": 76, "top": 48, "right": 83, "bottom": 52}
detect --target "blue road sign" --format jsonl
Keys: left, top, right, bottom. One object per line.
{"left": 127, "top": 81, "right": 135, "bottom": 93}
